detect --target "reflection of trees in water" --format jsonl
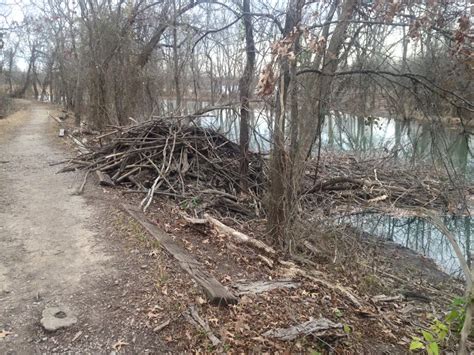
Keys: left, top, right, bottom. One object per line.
{"left": 322, "top": 112, "right": 472, "bottom": 176}
{"left": 160, "top": 100, "right": 472, "bottom": 176}
{"left": 346, "top": 214, "right": 472, "bottom": 276}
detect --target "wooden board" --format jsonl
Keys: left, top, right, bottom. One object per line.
{"left": 122, "top": 204, "right": 238, "bottom": 306}
{"left": 96, "top": 170, "right": 115, "bottom": 186}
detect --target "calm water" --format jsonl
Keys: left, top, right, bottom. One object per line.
{"left": 160, "top": 101, "right": 473, "bottom": 275}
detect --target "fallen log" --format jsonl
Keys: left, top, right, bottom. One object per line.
{"left": 153, "top": 319, "right": 171, "bottom": 332}
{"left": 372, "top": 294, "right": 403, "bottom": 303}
{"left": 122, "top": 204, "right": 238, "bottom": 306}
{"left": 203, "top": 213, "right": 276, "bottom": 256}
{"left": 67, "top": 134, "right": 90, "bottom": 154}
{"left": 278, "top": 262, "right": 363, "bottom": 309}
{"left": 185, "top": 305, "right": 221, "bottom": 347}
{"left": 232, "top": 279, "right": 300, "bottom": 295}
{"left": 96, "top": 170, "right": 115, "bottom": 187}
{"left": 72, "top": 170, "right": 90, "bottom": 196}
{"left": 257, "top": 254, "right": 274, "bottom": 268}
{"left": 48, "top": 112, "right": 63, "bottom": 124}
{"left": 181, "top": 214, "right": 207, "bottom": 225}
{"left": 308, "top": 274, "right": 363, "bottom": 308}
{"left": 263, "top": 317, "right": 342, "bottom": 341}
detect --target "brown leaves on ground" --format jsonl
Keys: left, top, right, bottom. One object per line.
{"left": 111, "top": 194, "right": 463, "bottom": 353}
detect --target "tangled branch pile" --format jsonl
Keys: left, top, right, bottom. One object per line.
{"left": 303, "top": 153, "right": 469, "bottom": 215}
{"left": 61, "top": 118, "right": 468, "bottom": 218}
{"left": 62, "top": 118, "right": 265, "bottom": 209}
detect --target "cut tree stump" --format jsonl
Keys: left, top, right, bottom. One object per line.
{"left": 232, "top": 279, "right": 300, "bottom": 295}
{"left": 122, "top": 204, "right": 238, "bottom": 306}
{"left": 96, "top": 170, "right": 115, "bottom": 187}
{"left": 263, "top": 318, "right": 342, "bottom": 341}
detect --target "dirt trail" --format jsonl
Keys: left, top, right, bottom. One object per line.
{"left": 0, "top": 103, "right": 166, "bottom": 353}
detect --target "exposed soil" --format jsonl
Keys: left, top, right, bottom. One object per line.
{"left": 0, "top": 103, "right": 173, "bottom": 353}
{"left": 0, "top": 102, "right": 468, "bottom": 353}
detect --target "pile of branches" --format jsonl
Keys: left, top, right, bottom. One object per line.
{"left": 303, "top": 153, "right": 469, "bottom": 216}
{"left": 61, "top": 118, "right": 265, "bottom": 212}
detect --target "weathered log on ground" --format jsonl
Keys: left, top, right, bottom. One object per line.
{"left": 185, "top": 305, "right": 221, "bottom": 346}
{"left": 263, "top": 318, "right": 342, "bottom": 341}
{"left": 278, "top": 261, "right": 363, "bottom": 308}
{"left": 204, "top": 213, "right": 276, "bottom": 255}
{"left": 122, "top": 204, "right": 238, "bottom": 306}
{"left": 96, "top": 170, "right": 115, "bottom": 187}
{"left": 232, "top": 279, "right": 300, "bottom": 295}
{"left": 71, "top": 170, "right": 90, "bottom": 196}
{"left": 372, "top": 294, "right": 403, "bottom": 303}
{"left": 48, "top": 112, "right": 63, "bottom": 124}
{"left": 308, "top": 274, "right": 363, "bottom": 308}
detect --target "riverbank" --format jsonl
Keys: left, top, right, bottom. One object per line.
{"left": 50, "top": 107, "right": 472, "bottom": 352}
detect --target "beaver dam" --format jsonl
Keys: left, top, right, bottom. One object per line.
{"left": 59, "top": 110, "right": 472, "bottom": 276}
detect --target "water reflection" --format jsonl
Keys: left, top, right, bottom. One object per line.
{"left": 341, "top": 214, "right": 472, "bottom": 276}
{"left": 160, "top": 100, "right": 473, "bottom": 275}
{"left": 160, "top": 100, "right": 473, "bottom": 177}
{"left": 322, "top": 112, "right": 473, "bottom": 176}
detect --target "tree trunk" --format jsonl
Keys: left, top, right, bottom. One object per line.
{"left": 173, "top": 25, "right": 182, "bottom": 111}
{"left": 238, "top": 0, "right": 256, "bottom": 192}
{"left": 267, "top": 0, "right": 304, "bottom": 246}
{"left": 15, "top": 46, "right": 36, "bottom": 98}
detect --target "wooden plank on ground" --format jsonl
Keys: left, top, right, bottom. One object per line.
{"left": 96, "top": 170, "right": 115, "bottom": 186}
{"left": 122, "top": 204, "right": 238, "bottom": 306}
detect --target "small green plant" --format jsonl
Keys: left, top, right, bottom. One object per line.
{"left": 333, "top": 308, "right": 343, "bottom": 318}
{"left": 343, "top": 324, "right": 352, "bottom": 334}
{"left": 180, "top": 196, "right": 201, "bottom": 210}
{"left": 222, "top": 343, "right": 231, "bottom": 352}
{"left": 409, "top": 297, "right": 467, "bottom": 354}
{"left": 445, "top": 297, "right": 466, "bottom": 333}
{"left": 409, "top": 321, "right": 447, "bottom": 354}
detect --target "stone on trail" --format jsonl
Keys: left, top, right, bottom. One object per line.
{"left": 40, "top": 307, "right": 77, "bottom": 332}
